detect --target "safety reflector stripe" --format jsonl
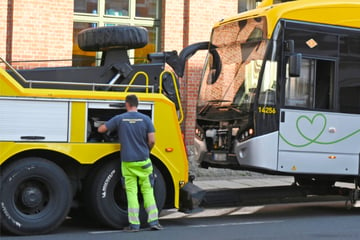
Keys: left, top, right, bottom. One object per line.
{"left": 128, "top": 208, "right": 139, "bottom": 214}
{"left": 146, "top": 204, "right": 158, "bottom": 222}
{"left": 148, "top": 212, "right": 158, "bottom": 222}
{"left": 146, "top": 204, "right": 157, "bottom": 213}
{"left": 129, "top": 215, "right": 140, "bottom": 224}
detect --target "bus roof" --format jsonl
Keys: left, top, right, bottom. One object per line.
{"left": 215, "top": 0, "right": 360, "bottom": 38}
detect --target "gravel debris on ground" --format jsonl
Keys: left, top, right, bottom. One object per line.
{"left": 187, "top": 146, "right": 279, "bottom": 181}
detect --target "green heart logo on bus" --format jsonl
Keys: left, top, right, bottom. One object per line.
{"left": 280, "top": 113, "right": 360, "bottom": 148}
{"left": 296, "top": 114, "right": 327, "bottom": 144}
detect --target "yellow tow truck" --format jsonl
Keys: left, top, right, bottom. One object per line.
{"left": 0, "top": 25, "right": 204, "bottom": 235}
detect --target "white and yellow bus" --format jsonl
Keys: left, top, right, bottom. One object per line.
{"left": 195, "top": 0, "right": 360, "bottom": 186}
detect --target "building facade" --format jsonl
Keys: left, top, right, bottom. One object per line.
{"left": 2, "top": 0, "right": 263, "bottom": 146}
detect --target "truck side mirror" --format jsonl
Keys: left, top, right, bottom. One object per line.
{"left": 289, "top": 53, "right": 302, "bottom": 77}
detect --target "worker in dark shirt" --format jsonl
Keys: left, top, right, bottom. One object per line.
{"left": 98, "top": 94, "right": 163, "bottom": 232}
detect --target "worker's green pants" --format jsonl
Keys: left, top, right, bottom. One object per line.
{"left": 121, "top": 158, "right": 159, "bottom": 228}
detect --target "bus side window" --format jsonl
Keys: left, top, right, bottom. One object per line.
{"left": 339, "top": 36, "right": 360, "bottom": 114}
{"left": 285, "top": 58, "right": 315, "bottom": 108}
{"left": 340, "top": 86, "right": 360, "bottom": 113}
{"left": 314, "top": 60, "right": 334, "bottom": 109}
{"left": 285, "top": 58, "right": 333, "bottom": 110}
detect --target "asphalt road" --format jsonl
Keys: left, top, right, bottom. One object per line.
{"left": 2, "top": 201, "right": 360, "bottom": 240}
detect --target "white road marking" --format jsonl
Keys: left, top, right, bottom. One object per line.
{"left": 88, "top": 220, "right": 283, "bottom": 234}
{"left": 229, "top": 206, "right": 264, "bottom": 215}
{"left": 160, "top": 206, "right": 264, "bottom": 219}
{"left": 189, "top": 220, "right": 283, "bottom": 228}
{"left": 89, "top": 230, "right": 123, "bottom": 234}
{"left": 88, "top": 206, "right": 277, "bottom": 234}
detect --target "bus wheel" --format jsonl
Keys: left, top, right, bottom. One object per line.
{"left": 0, "top": 157, "right": 72, "bottom": 235}
{"left": 85, "top": 159, "right": 166, "bottom": 229}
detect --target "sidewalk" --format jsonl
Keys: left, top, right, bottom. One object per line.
{"left": 160, "top": 176, "right": 298, "bottom": 220}
{"left": 187, "top": 151, "right": 353, "bottom": 190}
{"left": 193, "top": 175, "right": 354, "bottom": 190}
{"left": 159, "top": 175, "right": 355, "bottom": 220}
{"left": 194, "top": 176, "right": 294, "bottom": 190}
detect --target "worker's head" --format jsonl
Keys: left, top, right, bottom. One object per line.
{"left": 125, "top": 94, "right": 139, "bottom": 111}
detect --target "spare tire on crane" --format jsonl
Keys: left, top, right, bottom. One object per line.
{"left": 78, "top": 26, "right": 149, "bottom": 51}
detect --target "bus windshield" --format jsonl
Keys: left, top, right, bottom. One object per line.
{"left": 198, "top": 17, "right": 268, "bottom": 119}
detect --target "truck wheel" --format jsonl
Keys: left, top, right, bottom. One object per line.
{"left": 78, "top": 26, "right": 148, "bottom": 51}
{"left": 0, "top": 158, "right": 72, "bottom": 235}
{"left": 85, "top": 159, "right": 166, "bottom": 228}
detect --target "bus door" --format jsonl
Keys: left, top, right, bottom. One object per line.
{"left": 278, "top": 56, "right": 360, "bottom": 175}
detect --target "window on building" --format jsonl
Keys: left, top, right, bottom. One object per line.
{"left": 74, "top": 0, "right": 98, "bottom": 14}
{"left": 136, "top": 0, "right": 157, "bottom": 18}
{"left": 73, "top": 0, "right": 160, "bottom": 66}
{"left": 105, "top": 0, "right": 129, "bottom": 16}
{"left": 238, "top": 0, "right": 296, "bottom": 12}
{"left": 238, "top": 0, "right": 257, "bottom": 12}
{"left": 73, "top": 22, "right": 98, "bottom": 67}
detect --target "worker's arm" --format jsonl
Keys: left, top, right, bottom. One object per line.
{"left": 148, "top": 132, "right": 155, "bottom": 150}
{"left": 98, "top": 124, "right": 108, "bottom": 133}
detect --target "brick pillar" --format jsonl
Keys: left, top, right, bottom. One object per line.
{"left": 161, "top": 0, "right": 184, "bottom": 52}
{"left": 1, "top": 0, "right": 10, "bottom": 63}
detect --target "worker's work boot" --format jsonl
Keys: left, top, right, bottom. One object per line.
{"left": 150, "top": 223, "right": 164, "bottom": 231}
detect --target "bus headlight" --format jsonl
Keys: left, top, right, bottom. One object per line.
{"left": 249, "top": 128, "right": 254, "bottom": 135}
{"left": 195, "top": 127, "right": 205, "bottom": 140}
{"left": 239, "top": 128, "right": 254, "bottom": 141}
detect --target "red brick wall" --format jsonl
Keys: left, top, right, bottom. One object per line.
{"left": 162, "top": 0, "right": 238, "bottom": 146}
{"left": 4, "top": 0, "right": 73, "bottom": 69}
{"left": 161, "top": 0, "right": 185, "bottom": 52}
{"left": 0, "top": 0, "right": 9, "bottom": 66}
{"left": 2, "top": 0, "right": 238, "bottom": 146}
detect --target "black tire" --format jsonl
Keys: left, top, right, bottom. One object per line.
{"left": 0, "top": 158, "right": 72, "bottom": 235}
{"left": 78, "top": 26, "right": 148, "bottom": 51}
{"left": 84, "top": 159, "right": 166, "bottom": 229}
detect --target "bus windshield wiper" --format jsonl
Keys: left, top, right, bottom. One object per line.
{"left": 199, "top": 103, "right": 211, "bottom": 116}
{"left": 207, "top": 99, "right": 231, "bottom": 103}
{"left": 200, "top": 100, "right": 234, "bottom": 116}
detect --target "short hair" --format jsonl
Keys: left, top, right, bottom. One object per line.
{"left": 125, "top": 94, "right": 139, "bottom": 107}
